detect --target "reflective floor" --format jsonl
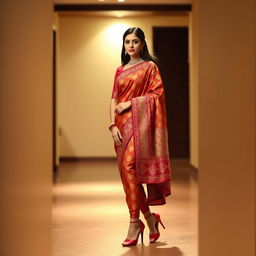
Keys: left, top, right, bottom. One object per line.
{"left": 52, "top": 159, "right": 198, "bottom": 256}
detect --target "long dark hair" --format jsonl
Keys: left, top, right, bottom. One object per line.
{"left": 121, "top": 27, "right": 158, "bottom": 65}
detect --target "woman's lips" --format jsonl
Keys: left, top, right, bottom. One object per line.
{"left": 128, "top": 49, "right": 135, "bottom": 52}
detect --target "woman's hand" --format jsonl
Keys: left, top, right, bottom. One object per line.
{"left": 115, "top": 101, "right": 131, "bottom": 114}
{"left": 110, "top": 126, "right": 122, "bottom": 147}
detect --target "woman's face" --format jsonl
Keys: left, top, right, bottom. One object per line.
{"left": 124, "top": 33, "right": 144, "bottom": 58}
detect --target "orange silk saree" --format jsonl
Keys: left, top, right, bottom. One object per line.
{"left": 112, "top": 61, "right": 172, "bottom": 205}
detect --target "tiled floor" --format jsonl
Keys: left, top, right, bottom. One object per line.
{"left": 52, "top": 159, "right": 198, "bottom": 256}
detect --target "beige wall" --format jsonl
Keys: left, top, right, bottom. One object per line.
{"left": 0, "top": 1, "right": 52, "bottom": 256}
{"left": 196, "top": 0, "right": 256, "bottom": 255}
{"left": 57, "top": 14, "right": 197, "bottom": 160}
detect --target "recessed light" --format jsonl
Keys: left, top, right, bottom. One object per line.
{"left": 98, "top": 0, "right": 105, "bottom": 2}
{"left": 118, "top": 0, "right": 125, "bottom": 2}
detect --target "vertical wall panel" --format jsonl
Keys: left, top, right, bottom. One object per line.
{"left": 0, "top": 1, "right": 52, "bottom": 256}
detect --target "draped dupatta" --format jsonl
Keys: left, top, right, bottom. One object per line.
{"left": 112, "top": 61, "right": 172, "bottom": 205}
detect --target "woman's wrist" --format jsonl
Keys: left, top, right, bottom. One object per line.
{"left": 126, "top": 101, "right": 131, "bottom": 110}
{"left": 108, "top": 123, "right": 116, "bottom": 131}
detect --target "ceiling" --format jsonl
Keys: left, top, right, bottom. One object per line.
{"left": 54, "top": 0, "right": 192, "bottom": 4}
{"left": 54, "top": 0, "right": 192, "bottom": 17}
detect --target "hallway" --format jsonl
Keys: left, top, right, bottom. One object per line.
{"left": 52, "top": 159, "right": 198, "bottom": 256}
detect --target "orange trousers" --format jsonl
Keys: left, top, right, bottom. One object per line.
{"left": 119, "top": 136, "right": 150, "bottom": 218}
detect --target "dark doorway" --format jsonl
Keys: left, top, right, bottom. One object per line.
{"left": 153, "top": 27, "right": 190, "bottom": 159}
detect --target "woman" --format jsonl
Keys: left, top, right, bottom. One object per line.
{"left": 109, "top": 27, "right": 172, "bottom": 246}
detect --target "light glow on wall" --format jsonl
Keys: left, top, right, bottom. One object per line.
{"left": 103, "top": 22, "right": 130, "bottom": 49}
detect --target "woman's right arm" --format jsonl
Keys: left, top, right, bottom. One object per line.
{"left": 110, "top": 98, "right": 117, "bottom": 125}
{"left": 109, "top": 98, "right": 122, "bottom": 146}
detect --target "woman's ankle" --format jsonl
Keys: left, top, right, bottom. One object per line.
{"left": 130, "top": 217, "right": 140, "bottom": 223}
{"left": 143, "top": 210, "right": 152, "bottom": 219}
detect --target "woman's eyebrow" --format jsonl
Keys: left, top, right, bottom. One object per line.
{"left": 126, "top": 39, "right": 139, "bottom": 42}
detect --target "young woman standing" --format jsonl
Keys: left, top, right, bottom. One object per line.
{"left": 109, "top": 27, "right": 172, "bottom": 246}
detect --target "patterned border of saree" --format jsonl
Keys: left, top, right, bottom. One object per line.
{"left": 131, "top": 95, "right": 171, "bottom": 184}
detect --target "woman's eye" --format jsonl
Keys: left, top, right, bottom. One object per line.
{"left": 125, "top": 40, "right": 139, "bottom": 44}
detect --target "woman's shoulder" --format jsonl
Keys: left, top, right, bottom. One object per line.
{"left": 115, "top": 64, "right": 124, "bottom": 73}
{"left": 113, "top": 65, "right": 123, "bottom": 77}
{"left": 146, "top": 60, "right": 159, "bottom": 70}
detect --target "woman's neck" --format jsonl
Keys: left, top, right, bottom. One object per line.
{"left": 129, "top": 56, "right": 141, "bottom": 62}
{"left": 128, "top": 56, "right": 143, "bottom": 65}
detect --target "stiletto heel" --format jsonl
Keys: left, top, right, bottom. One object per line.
{"left": 159, "top": 218, "right": 165, "bottom": 229}
{"left": 122, "top": 219, "right": 145, "bottom": 247}
{"left": 141, "top": 230, "right": 144, "bottom": 244}
{"left": 145, "top": 212, "right": 165, "bottom": 243}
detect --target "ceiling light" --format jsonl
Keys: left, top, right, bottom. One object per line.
{"left": 118, "top": 0, "right": 125, "bottom": 2}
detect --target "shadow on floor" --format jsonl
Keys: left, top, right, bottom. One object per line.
{"left": 119, "top": 242, "right": 184, "bottom": 256}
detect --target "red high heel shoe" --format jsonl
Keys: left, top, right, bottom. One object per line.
{"left": 146, "top": 213, "right": 165, "bottom": 243}
{"left": 122, "top": 220, "right": 145, "bottom": 247}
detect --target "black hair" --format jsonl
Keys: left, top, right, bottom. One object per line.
{"left": 121, "top": 27, "right": 158, "bottom": 65}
